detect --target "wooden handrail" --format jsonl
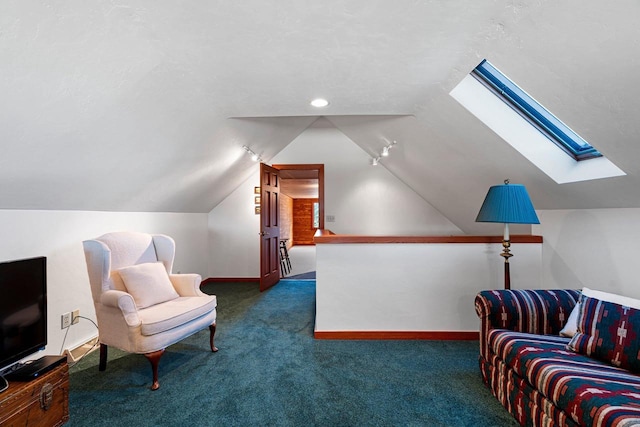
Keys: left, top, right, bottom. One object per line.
{"left": 313, "top": 229, "right": 335, "bottom": 238}
{"left": 313, "top": 229, "right": 542, "bottom": 244}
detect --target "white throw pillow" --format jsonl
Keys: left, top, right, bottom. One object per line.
{"left": 118, "top": 262, "right": 179, "bottom": 309}
{"left": 559, "top": 287, "right": 640, "bottom": 337}
{"left": 559, "top": 303, "right": 581, "bottom": 338}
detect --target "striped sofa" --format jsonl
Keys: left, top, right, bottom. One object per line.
{"left": 475, "top": 289, "right": 640, "bottom": 426}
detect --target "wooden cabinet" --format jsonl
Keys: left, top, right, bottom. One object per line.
{"left": 0, "top": 361, "right": 69, "bottom": 426}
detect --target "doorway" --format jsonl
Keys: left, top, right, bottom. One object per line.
{"left": 272, "top": 164, "right": 324, "bottom": 278}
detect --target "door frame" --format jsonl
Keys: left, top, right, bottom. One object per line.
{"left": 271, "top": 164, "right": 325, "bottom": 231}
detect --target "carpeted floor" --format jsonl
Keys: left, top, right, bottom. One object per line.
{"left": 66, "top": 280, "right": 517, "bottom": 426}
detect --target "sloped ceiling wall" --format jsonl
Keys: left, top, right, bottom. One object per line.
{"left": 1, "top": 1, "right": 639, "bottom": 234}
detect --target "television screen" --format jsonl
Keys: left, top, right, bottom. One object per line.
{"left": 0, "top": 257, "right": 47, "bottom": 372}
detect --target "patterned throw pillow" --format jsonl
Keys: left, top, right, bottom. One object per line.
{"left": 567, "top": 296, "right": 640, "bottom": 373}
{"left": 559, "top": 287, "right": 640, "bottom": 337}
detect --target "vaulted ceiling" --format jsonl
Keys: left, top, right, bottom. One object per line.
{"left": 2, "top": 1, "right": 639, "bottom": 234}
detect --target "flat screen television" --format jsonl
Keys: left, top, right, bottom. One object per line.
{"left": 0, "top": 256, "right": 47, "bottom": 373}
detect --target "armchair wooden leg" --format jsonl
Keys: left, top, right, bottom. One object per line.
{"left": 144, "top": 349, "right": 165, "bottom": 391}
{"left": 209, "top": 324, "right": 218, "bottom": 352}
{"left": 99, "top": 344, "right": 108, "bottom": 371}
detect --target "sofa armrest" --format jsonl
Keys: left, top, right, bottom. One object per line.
{"left": 474, "top": 289, "right": 580, "bottom": 358}
{"left": 169, "top": 273, "right": 204, "bottom": 296}
{"left": 101, "top": 289, "right": 140, "bottom": 326}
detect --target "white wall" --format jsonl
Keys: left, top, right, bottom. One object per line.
{"left": 207, "top": 118, "right": 462, "bottom": 278}
{"left": 534, "top": 208, "right": 640, "bottom": 299}
{"left": 315, "top": 242, "right": 542, "bottom": 332}
{"left": 208, "top": 172, "right": 262, "bottom": 278}
{"left": 0, "top": 209, "right": 208, "bottom": 362}
{"left": 272, "top": 118, "right": 461, "bottom": 236}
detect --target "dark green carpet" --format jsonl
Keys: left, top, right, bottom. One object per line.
{"left": 67, "top": 280, "right": 517, "bottom": 426}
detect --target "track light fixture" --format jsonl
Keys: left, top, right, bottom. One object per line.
{"left": 242, "top": 145, "right": 262, "bottom": 162}
{"left": 370, "top": 140, "right": 397, "bottom": 165}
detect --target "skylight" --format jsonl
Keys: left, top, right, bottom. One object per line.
{"left": 472, "top": 60, "right": 600, "bottom": 161}
{"left": 450, "top": 59, "right": 625, "bottom": 184}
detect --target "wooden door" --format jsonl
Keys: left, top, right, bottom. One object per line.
{"left": 259, "top": 163, "right": 281, "bottom": 291}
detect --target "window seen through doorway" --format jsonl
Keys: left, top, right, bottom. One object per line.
{"left": 313, "top": 202, "right": 320, "bottom": 228}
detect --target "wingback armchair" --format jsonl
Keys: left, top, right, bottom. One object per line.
{"left": 82, "top": 231, "right": 217, "bottom": 390}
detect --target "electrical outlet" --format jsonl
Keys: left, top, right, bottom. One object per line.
{"left": 326, "top": 215, "right": 336, "bottom": 222}
{"left": 72, "top": 309, "right": 80, "bottom": 325}
{"left": 61, "top": 312, "right": 71, "bottom": 329}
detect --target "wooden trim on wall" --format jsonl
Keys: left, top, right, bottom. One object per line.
{"left": 314, "top": 229, "right": 335, "bottom": 238}
{"left": 314, "top": 331, "right": 479, "bottom": 340}
{"left": 314, "top": 231, "right": 542, "bottom": 245}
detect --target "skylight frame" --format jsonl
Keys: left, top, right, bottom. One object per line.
{"left": 471, "top": 60, "right": 601, "bottom": 161}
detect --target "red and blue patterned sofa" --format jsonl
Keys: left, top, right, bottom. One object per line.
{"left": 475, "top": 289, "right": 640, "bottom": 426}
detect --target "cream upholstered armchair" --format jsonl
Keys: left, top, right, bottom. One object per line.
{"left": 82, "top": 231, "right": 217, "bottom": 390}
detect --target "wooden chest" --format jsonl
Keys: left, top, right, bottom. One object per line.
{"left": 0, "top": 361, "right": 69, "bottom": 426}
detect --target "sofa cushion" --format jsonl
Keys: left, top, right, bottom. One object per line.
{"left": 475, "top": 289, "right": 580, "bottom": 361}
{"left": 138, "top": 295, "right": 217, "bottom": 336}
{"left": 488, "top": 329, "right": 640, "bottom": 426}
{"left": 118, "top": 262, "right": 179, "bottom": 309}
{"left": 560, "top": 287, "right": 640, "bottom": 337}
{"left": 567, "top": 296, "right": 640, "bottom": 373}
{"left": 476, "top": 289, "right": 579, "bottom": 335}
{"left": 480, "top": 353, "right": 579, "bottom": 427}
{"left": 99, "top": 231, "right": 158, "bottom": 271}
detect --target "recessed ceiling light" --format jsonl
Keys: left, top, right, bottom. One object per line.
{"left": 310, "top": 98, "right": 329, "bottom": 108}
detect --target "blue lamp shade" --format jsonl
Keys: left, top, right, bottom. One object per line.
{"left": 476, "top": 183, "right": 540, "bottom": 224}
